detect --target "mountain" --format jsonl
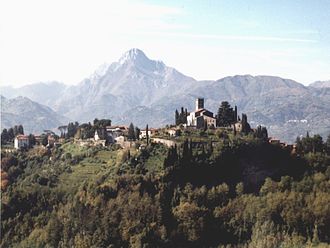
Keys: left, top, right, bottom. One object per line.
{"left": 0, "top": 81, "right": 67, "bottom": 108}
{"left": 1, "top": 96, "right": 67, "bottom": 134}
{"left": 1, "top": 49, "right": 329, "bottom": 142}
{"left": 52, "top": 48, "right": 196, "bottom": 122}
{"left": 309, "top": 80, "right": 330, "bottom": 88}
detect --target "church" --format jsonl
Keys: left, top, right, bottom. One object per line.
{"left": 187, "top": 98, "right": 217, "bottom": 128}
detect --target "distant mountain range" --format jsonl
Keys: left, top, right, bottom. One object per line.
{"left": 309, "top": 80, "right": 330, "bottom": 89}
{"left": 0, "top": 96, "right": 67, "bottom": 134}
{"left": 1, "top": 48, "right": 329, "bottom": 142}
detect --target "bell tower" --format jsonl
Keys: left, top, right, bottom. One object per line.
{"left": 195, "top": 98, "right": 204, "bottom": 110}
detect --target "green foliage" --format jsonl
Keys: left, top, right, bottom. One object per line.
{"left": 296, "top": 133, "right": 325, "bottom": 154}
{"left": 1, "top": 125, "right": 24, "bottom": 145}
{"left": 175, "top": 107, "right": 188, "bottom": 125}
{"left": 216, "top": 101, "right": 237, "bottom": 127}
{"left": 128, "top": 123, "right": 136, "bottom": 141}
{"left": 1, "top": 133, "right": 330, "bottom": 247}
{"left": 66, "top": 122, "right": 79, "bottom": 138}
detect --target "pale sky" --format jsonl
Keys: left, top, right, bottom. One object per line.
{"left": 0, "top": 0, "right": 329, "bottom": 86}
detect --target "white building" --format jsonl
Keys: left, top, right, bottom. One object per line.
{"left": 106, "top": 125, "right": 128, "bottom": 143}
{"left": 14, "top": 135, "right": 29, "bottom": 149}
{"left": 139, "top": 130, "right": 151, "bottom": 139}
{"left": 167, "top": 129, "right": 177, "bottom": 137}
{"left": 139, "top": 128, "right": 157, "bottom": 139}
{"left": 94, "top": 130, "right": 100, "bottom": 141}
{"left": 187, "top": 98, "right": 217, "bottom": 128}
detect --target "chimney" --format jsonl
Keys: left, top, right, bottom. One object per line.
{"left": 196, "top": 98, "right": 204, "bottom": 111}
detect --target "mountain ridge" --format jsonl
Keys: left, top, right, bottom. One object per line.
{"left": 1, "top": 48, "right": 329, "bottom": 142}
{"left": 1, "top": 95, "right": 68, "bottom": 134}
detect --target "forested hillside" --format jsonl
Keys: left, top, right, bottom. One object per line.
{"left": 1, "top": 131, "right": 330, "bottom": 247}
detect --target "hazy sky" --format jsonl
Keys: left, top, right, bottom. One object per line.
{"left": 1, "top": 0, "right": 329, "bottom": 86}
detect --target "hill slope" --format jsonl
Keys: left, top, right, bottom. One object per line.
{"left": 1, "top": 96, "right": 67, "bottom": 134}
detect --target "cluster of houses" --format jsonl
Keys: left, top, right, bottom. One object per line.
{"left": 11, "top": 97, "right": 294, "bottom": 151}
{"left": 14, "top": 133, "right": 60, "bottom": 150}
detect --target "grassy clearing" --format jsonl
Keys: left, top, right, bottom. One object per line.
{"left": 60, "top": 142, "right": 89, "bottom": 157}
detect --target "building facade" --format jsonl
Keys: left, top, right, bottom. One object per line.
{"left": 187, "top": 98, "right": 217, "bottom": 128}
{"left": 14, "top": 135, "right": 29, "bottom": 149}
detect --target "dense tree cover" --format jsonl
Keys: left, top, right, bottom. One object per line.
{"left": 216, "top": 101, "right": 237, "bottom": 127}
{"left": 1, "top": 125, "right": 24, "bottom": 145}
{"left": 66, "top": 122, "right": 79, "bottom": 138}
{"left": 175, "top": 107, "right": 188, "bottom": 125}
{"left": 296, "top": 133, "right": 328, "bottom": 155}
{"left": 63, "top": 119, "right": 112, "bottom": 141}
{"left": 255, "top": 125, "right": 268, "bottom": 141}
{"left": 1, "top": 133, "right": 329, "bottom": 247}
{"left": 93, "top": 118, "right": 112, "bottom": 128}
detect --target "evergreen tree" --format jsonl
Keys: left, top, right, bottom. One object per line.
{"left": 1, "top": 128, "right": 9, "bottom": 144}
{"left": 135, "top": 126, "right": 141, "bottom": 140}
{"left": 8, "top": 128, "right": 14, "bottom": 141}
{"left": 164, "top": 146, "right": 178, "bottom": 168}
{"left": 28, "top": 134, "right": 36, "bottom": 148}
{"left": 66, "top": 122, "right": 79, "bottom": 138}
{"left": 255, "top": 126, "right": 268, "bottom": 141}
{"left": 128, "top": 123, "right": 135, "bottom": 141}
{"left": 146, "top": 124, "right": 149, "bottom": 145}
{"left": 18, "top": 125, "right": 24, "bottom": 135}
{"left": 217, "top": 101, "right": 235, "bottom": 127}
{"left": 241, "top": 114, "right": 251, "bottom": 134}
{"left": 311, "top": 134, "right": 323, "bottom": 153}
{"left": 175, "top": 109, "right": 180, "bottom": 125}
{"left": 175, "top": 107, "right": 189, "bottom": 125}
{"left": 326, "top": 134, "right": 330, "bottom": 155}
{"left": 93, "top": 118, "right": 112, "bottom": 128}
{"left": 41, "top": 135, "right": 48, "bottom": 146}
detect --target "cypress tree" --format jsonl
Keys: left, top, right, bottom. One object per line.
{"left": 146, "top": 124, "right": 149, "bottom": 146}
{"left": 175, "top": 109, "right": 179, "bottom": 125}
{"left": 128, "top": 123, "right": 135, "bottom": 141}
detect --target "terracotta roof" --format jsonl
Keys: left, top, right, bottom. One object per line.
{"left": 194, "top": 108, "right": 214, "bottom": 118}
{"left": 16, "top": 135, "right": 29, "bottom": 139}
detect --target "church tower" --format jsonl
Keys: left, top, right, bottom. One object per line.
{"left": 195, "top": 98, "right": 204, "bottom": 110}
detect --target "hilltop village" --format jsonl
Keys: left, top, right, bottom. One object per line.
{"left": 1, "top": 98, "right": 330, "bottom": 248}
{"left": 1, "top": 98, "right": 288, "bottom": 152}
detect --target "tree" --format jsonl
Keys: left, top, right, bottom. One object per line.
{"left": 28, "top": 134, "right": 36, "bottom": 148}
{"left": 296, "top": 133, "right": 324, "bottom": 154}
{"left": 146, "top": 124, "right": 149, "bottom": 145}
{"left": 175, "top": 107, "right": 188, "bottom": 125}
{"left": 58, "top": 125, "right": 68, "bottom": 138}
{"left": 175, "top": 109, "right": 180, "bottom": 125}
{"left": 135, "top": 126, "right": 141, "bottom": 140}
{"left": 128, "top": 123, "right": 135, "bottom": 141}
{"left": 311, "top": 134, "right": 323, "bottom": 153}
{"left": 1, "top": 128, "right": 9, "bottom": 144}
{"left": 255, "top": 126, "right": 268, "bottom": 141}
{"left": 18, "top": 125, "right": 24, "bottom": 135}
{"left": 94, "top": 118, "right": 111, "bottom": 128}
{"left": 8, "top": 128, "right": 14, "bottom": 141}
{"left": 241, "top": 114, "right": 251, "bottom": 134}
{"left": 216, "top": 101, "right": 235, "bottom": 127}
{"left": 66, "top": 122, "right": 79, "bottom": 138}
{"left": 164, "top": 146, "right": 178, "bottom": 168}
{"left": 41, "top": 135, "right": 48, "bottom": 146}
{"left": 326, "top": 134, "right": 330, "bottom": 155}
